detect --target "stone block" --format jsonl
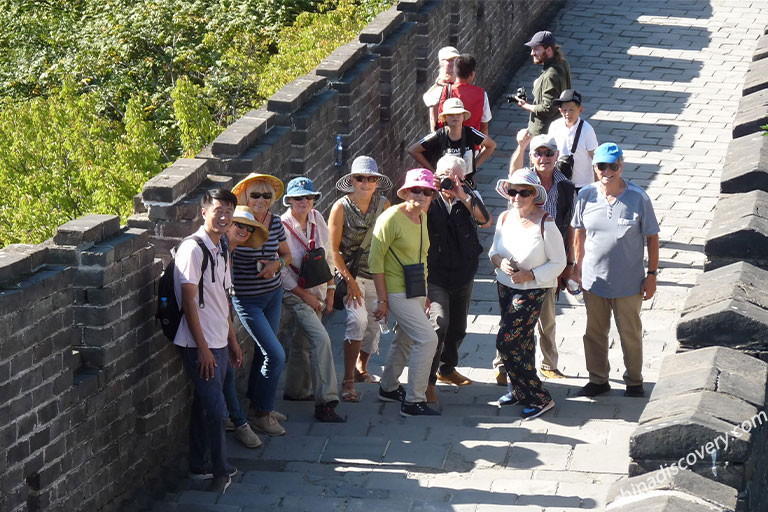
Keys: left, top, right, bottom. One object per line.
{"left": 315, "top": 41, "right": 367, "bottom": 80}
{"left": 210, "top": 109, "right": 274, "bottom": 157}
{"left": 704, "top": 190, "right": 768, "bottom": 270}
{"left": 743, "top": 57, "right": 768, "bottom": 95}
{"left": 606, "top": 469, "right": 737, "bottom": 511}
{"left": 640, "top": 390, "right": 757, "bottom": 428}
{"left": 266, "top": 74, "right": 327, "bottom": 115}
{"left": 677, "top": 262, "right": 768, "bottom": 350}
{"left": 53, "top": 215, "right": 121, "bottom": 247}
{"left": 142, "top": 159, "right": 210, "bottom": 204}
{"left": 359, "top": 6, "right": 404, "bottom": 44}
{"left": 720, "top": 132, "right": 768, "bottom": 194}
{"left": 732, "top": 88, "right": 768, "bottom": 138}
{"left": 755, "top": 32, "right": 768, "bottom": 61}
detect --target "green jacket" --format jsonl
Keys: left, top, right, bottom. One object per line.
{"left": 528, "top": 57, "right": 572, "bottom": 136}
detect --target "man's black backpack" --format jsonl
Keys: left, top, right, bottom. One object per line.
{"left": 156, "top": 235, "right": 228, "bottom": 342}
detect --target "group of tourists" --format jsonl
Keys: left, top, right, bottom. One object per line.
{"left": 170, "top": 30, "right": 659, "bottom": 493}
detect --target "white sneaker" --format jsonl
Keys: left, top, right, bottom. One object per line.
{"left": 235, "top": 423, "right": 262, "bottom": 448}
{"left": 271, "top": 410, "right": 287, "bottom": 423}
{"left": 252, "top": 413, "right": 286, "bottom": 436}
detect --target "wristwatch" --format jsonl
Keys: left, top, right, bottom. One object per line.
{"left": 647, "top": 270, "right": 657, "bottom": 276}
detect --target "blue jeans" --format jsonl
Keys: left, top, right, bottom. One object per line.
{"left": 223, "top": 362, "right": 247, "bottom": 428}
{"left": 178, "top": 346, "right": 230, "bottom": 477}
{"left": 232, "top": 287, "right": 285, "bottom": 412}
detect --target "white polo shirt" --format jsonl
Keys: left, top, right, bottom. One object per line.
{"left": 173, "top": 227, "right": 232, "bottom": 349}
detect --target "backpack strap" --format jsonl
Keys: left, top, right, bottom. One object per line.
{"left": 540, "top": 211, "right": 550, "bottom": 238}
{"left": 570, "top": 120, "right": 584, "bottom": 155}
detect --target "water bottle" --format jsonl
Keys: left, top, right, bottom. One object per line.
{"left": 335, "top": 136, "right": 343, "bottom": 173}
{"left": 378, "top": 318, "right": 391, "bottom": 335}
{"left": 567, "top": 279, "right": 583, "bottom": 303}
{"left": 160, "top": 297, "right": 168, "bottom": 310}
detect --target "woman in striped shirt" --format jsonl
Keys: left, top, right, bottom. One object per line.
{"left": 231, "top": 173, "right": 292, "bottom": 437}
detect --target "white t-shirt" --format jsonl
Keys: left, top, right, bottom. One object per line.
{"left": 548, "top": 117, "right": 599, "bottom": 188}
{"left": 173, "top": 227, "right": 232, "bottom": 349}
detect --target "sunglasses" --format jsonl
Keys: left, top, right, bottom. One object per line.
{"left": 505, "top": 187, "right": 535, "bottom": 198}
{"left": 249, "top": 192, "right": 273, "bottom": 200}
{"left": 354, "top": 175, "right": 379, "bottom": 183}
{"left": 233, "top": 222, "right": 256, "bottom": 234}
{"left": 596, "top": 162, "right": 622, "bottom": 172}
{"left": 408, "top": 187, "right": 434, "bottom": 197}
{"left": 289, "top": 195, "right": 316, "bottom": 201}
{"left": 533, "top": 149, "right": 556, "bottom": 158}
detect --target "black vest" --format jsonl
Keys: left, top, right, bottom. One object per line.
{"left": 426, "top": 196, "right": 483, "bottom": 288}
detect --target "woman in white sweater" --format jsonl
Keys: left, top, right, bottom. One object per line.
{"left": 489, "top": 168, "right": 566, "bottom": 420}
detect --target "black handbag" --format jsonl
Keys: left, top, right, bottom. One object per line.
{"left": 333, "top": 198, "right": 385, "bottom": 310}
{"left": 283, "top": 220, "right": 333, "bottom": 289}
{"left": 389, "top": 219, "right": 426, "bottom": 298}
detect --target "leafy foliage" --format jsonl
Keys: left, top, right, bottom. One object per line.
{"left": 0, "top": 0, "right": 393, "bottom": 245}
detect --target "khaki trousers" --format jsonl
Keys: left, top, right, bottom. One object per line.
{"left": 536, "top": 287, "right": 558, "bottom": 370}
{"left": 582, "top": 290, "right": 644, "bottom": 386}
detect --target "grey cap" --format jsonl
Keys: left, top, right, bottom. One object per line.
{"left": 530, "top": 134, "right": 558, "bottom": 152}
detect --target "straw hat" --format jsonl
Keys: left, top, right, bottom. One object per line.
{"left": 438, "top": 97, "right": 471, "bottom": 122}
{"left": 231, "top": 205, "right": 269, "bottom": 250}
{"left": 232, "top": 173, "right": 284, "bottom": 202}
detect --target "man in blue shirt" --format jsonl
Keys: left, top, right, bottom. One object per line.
{"left": 571, "top": 143, "right": 659, "bottom": 398}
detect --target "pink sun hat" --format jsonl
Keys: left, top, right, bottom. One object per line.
{"left": 397, "top": 168, "right": 438, "bottom": 200}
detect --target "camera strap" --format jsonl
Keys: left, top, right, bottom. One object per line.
{"left": 570, "top": 120, "right": 584, "bottom": 155}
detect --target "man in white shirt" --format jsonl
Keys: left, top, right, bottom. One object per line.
{"left": 174, "top": 189, "right": 242, "bottom": 493}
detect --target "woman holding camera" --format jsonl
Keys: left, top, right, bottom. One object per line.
{"left": 328, "top": 156, "right": 392, "bottom": 403}
{"left": 231, "top": 173, "right": 292, "bottom": 436}
{"left": 370, "top": 168, "right": 440, "bottom": 417}
{"left": 489, "top": 168, "right": 566, "bottom": 420}
{"left": 279, "top": 177, "right": 344, "bottom": 423}
{"left": 425, "top": 155, "right": 492, "bottom": 403}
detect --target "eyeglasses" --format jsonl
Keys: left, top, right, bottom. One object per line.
{"left": 533, "top": 149, "right": 556, "bottom": 158}
{"left": 233, "top": 222, "right": 256, "bottom": 234}
{"left": 505, "top": 187, "right": 534, "bottom": 198}
{"left": 354, "top": 175, "right": 379, "bottom": 183}
{"left": 250, "top": 192, "right": 273, "bottom": 200}
{"left": 408, "top": 188, "right": 434, "bottom": 197}
{"left": 289, "top": 195, "right": 316, "bottom": 201}
{"left": 596, "top": 162, "right": 621, "bottom": 172}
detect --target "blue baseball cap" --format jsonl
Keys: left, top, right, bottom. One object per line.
{"left": 593, "top": 143, "right": 623, "bottom": 164}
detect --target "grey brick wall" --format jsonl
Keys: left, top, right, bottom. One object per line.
{"left": 0, "top": 2, "right": 561, "bottom": 511}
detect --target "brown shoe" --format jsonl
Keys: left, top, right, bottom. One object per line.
{"left": 425, "top": 384, "right": 439, "bottom": 404}
{"left": 540, "top": 368, "right": 567, "bottom": 379}
{"left": 437, "top": 370, "right": 472, "bottom": 386}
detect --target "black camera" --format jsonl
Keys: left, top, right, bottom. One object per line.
{"left": 506, "top": 86, "right": 527, "bottom": 103}
{"left": 440, "top": 177, "right": 454, "bottom": 190}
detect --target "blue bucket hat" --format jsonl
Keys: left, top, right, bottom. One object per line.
{"left": 282, "top": 177, "right": 322, "bottom": 207}
{"left": 593, "top": 143, "right": 623, "bottom": 164}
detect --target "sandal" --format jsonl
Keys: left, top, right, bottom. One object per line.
{"left": 354, "top": 369, "right": 376, "bottom": 383}
{"left": 341, "top": 380, "right": 359, "bottom": 402}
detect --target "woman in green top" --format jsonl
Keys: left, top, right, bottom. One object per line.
{"left": 328, "top": 156, "right": 391, "bottom": 403}
{"left": 369, "top": 168, "right": 440, "bottom": 417}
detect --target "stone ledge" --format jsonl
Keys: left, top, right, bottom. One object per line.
{"left": 732, "top": 88, "right": 768, "bottom": 138}
{"left": 210, "top": 109, "right": 275, "bottom": 158}
{"left": 704, "top": 190, "right": 768, "bottom": 271}
{"left": 142, "top": 159, "right": 211, "bottom": 204}
{"left": 0, "top": 245, "right": 49, "bottom": 287}
{"left": 720, "top": 132, "right": 768, "bottom": 194}
{"left": 677, "top": 262, "right": 768, "bottom": 351}
{"left": 266, "top": 74, "right": 328, "bottom": 115}
{"left": 359, "top": 6, "right": 405, "bottom": 44}
{"left": 53, "top": 215, "right": 121, "bottom": 248}
{"left": 606, "top": 469, "right": 737, "bottom": 511}
{"left": 315, "top": 41, "right": 368, "bottom": 80}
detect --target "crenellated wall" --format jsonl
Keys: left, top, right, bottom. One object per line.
{"left": 0, "top": 2, "right": 562, "bottom": 511}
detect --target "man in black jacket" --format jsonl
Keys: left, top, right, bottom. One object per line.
{"left": 508, "top": 134, "right": 576, "bottom": 380}
{"left": 426, "top": 155, "right": 492, "bottom": 402}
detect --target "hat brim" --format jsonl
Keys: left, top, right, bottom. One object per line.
{"left": 439, "top": 110, "right": 471, "bottom": 121}
{"left": 243, "top": 224, "right": 269, "bottom": 250}
{"left": 495, "top": 179, "right": 547, "bottom": 206}
{"left": 397, "top": 183, "right": 439, "bottom": 200}
{"left": 232, "top": 173, "right": 285, "bottom": 202}
{"left": 282, "top": 192, "right": 322, "bottom": 207}
{"left": 335, "top": 173, "right": 393, "bottom": 193}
